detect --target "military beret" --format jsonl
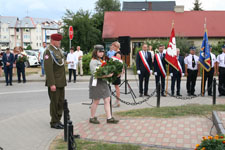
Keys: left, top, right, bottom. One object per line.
{"left": 51, "top": 33, "right": 63, "bottom": 41}
{"left": 222, "top": 45, "right": 225, "bottom": 48}
{"left": 190, "top": 46, "right": 196, "bottom": 50}
{"left": 94, "top": 45, "right": 104, "bottom": 52}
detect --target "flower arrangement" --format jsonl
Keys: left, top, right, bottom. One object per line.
{"left": 16, "top": 54, "right": 28, "bottom": 63}
{"left": 195, "top": 135, "right": 225, "bottom": 150}
{"left": 94, "top": 59, "right": 124, "bottom": 83}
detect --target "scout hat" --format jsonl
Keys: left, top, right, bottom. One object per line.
{"left": 94, "top": 45, "right": 104, "bottom": 52}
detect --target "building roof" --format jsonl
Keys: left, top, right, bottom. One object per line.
{"left": 17, "top": 17, "right": 59, "bottom": 29}
{"left": 0, "top": 16, "right": 18, "bottom": 28}
{"left": 102, "top": 11, "right": 225, "bottom": 39}
{"left": 123, "top": 1, "right": 176, "bottom": 11}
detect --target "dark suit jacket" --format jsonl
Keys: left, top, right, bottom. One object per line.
{"left": 15, "top": 54, "right": 26, "bottom": 68}
{"left": 2, "top": 53, "right": 14, "bottom": 69}
{"left": 136, "top": 51, "right": 153, "bottom": 74}
{"left": 154, "top": 53, "right": 167, "bottom": 74}
{"left": 169, "top": 55, "right": 185, "bottom": 75}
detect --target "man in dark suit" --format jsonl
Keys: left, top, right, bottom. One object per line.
{"left": 136, "top": 44, "right": 153, "bottom": 97}
{"left": 2, "top": 48, "right": 14, "bottom": 86}
{"left": 170, "top": 48, "right": 185, "bottom": 96}
{"left": 154, "top": 45, "right": 167, "bottom": 96}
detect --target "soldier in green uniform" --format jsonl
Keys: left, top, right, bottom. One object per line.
{"left": 44, "top": 33, "right": 66, "bottom": 129}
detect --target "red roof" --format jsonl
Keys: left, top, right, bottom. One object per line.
{"left": 102, "top": 11, "right": 225, "bottom": 39}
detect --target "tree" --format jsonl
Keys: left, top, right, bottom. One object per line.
{"left": 25, "top": 45, "right": 32, "bottom": 50}
{"left": 92, "top": 0, "right": 121, "bottom": 44}
{"left": 61, "top": 9, "right": 101, "bottom": 53}
{"left": 193, "top": 0, "right": 203, "bottom": 11}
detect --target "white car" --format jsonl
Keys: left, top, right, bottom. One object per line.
{"left": 24, "top": 50, "right": 39, "bottom": 67}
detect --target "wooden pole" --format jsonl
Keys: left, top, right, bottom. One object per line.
{"left": 166, "top": 64, "right": 170, "bottom": 96}
{"left": 202, "top": 68, "right": 205, "bottom": 96}
{"left": 165, "top": 20, "right": 174, "bottom": 96}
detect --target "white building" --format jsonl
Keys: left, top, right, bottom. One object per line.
{"left": 0, "top": 16, "right": 60, "bottom": 50}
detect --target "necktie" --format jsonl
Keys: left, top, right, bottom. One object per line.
{"left": 161, "top": 53, "right": 163, "bottom": 60}
{"left": 192, "top": 55, "right": 196, "bottom": 68}
{"left": 145, "top": 52, "right": 148, "bottom": 59}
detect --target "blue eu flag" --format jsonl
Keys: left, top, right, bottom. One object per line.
{"left": 199, "top": 31, "right": 211, "bottom": 72}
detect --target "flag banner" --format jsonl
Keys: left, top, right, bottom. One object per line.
{"left": 165, "top": 28, "right": 180, "bottom": 71}
{"left": 199, "top": 31, "right": 211, "bottom": 72}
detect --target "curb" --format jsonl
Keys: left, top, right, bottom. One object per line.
{"left": 212, "top": 111, "right": 225, "bottom": 134}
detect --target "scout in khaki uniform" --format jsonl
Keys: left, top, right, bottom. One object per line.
{"left": 44, "top": 33, "right": 66, "bottom": 129}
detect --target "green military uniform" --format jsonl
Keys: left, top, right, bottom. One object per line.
{"left": 44, "top": 44, "right": 66, "bottom": 126}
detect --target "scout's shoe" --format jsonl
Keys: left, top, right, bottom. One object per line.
{"left": 107, "top": 117, "right": 119, "bottom": 124}
{"left": 89, "top": 117, "right": 100, "bottom": 124}
{"left": 112, "top": 102, "right": 120, "bottom": 108}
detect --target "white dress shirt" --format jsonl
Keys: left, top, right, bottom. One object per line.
{"left": 67, "top": 52, "right": 78, "bottom": 70}
{"left": 74, "top": 50, "right": 83, "bottom": 61}
{"left": 217, "top": 52, "right": 225, "bottom": 68}
{"left": 184, "top": 54, "right": 199, "bottom": 70}
{"left": 210, "top": 52, "right": 217, "bottom": 68}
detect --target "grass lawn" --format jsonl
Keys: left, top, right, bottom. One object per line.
{"left": 115, "top": 104, "right": 225, "bottom": 118}
{"left": 50, "top": 138, "right": 175, "bottom": 150}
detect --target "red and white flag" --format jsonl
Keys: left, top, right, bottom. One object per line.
{"left": 165, "top": 28, "right": 181, "bottom": 72}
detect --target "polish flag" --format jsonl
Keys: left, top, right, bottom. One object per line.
{"left": 165, "top": 28, "right": 179, "bottom": 71}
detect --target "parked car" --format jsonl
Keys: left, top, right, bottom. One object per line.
{"left": 24, "top": 50, "right": 40, "bottom": 67}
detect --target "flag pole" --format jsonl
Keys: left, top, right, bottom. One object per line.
{"left": 166, "top": 20, "right": 174, "bottom": 96}
{"left": 202, "top": 18, "right": 207, "bottom": 96}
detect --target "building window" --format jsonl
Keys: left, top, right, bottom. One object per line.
{"left": 37, "top": 43, "right": 38, "bottom": 47}
{"left": 16, "top": 28, "right": 19, "bottom": 32}
{"left": 24, "top": 29, "right": 30, "bottom": 32}
{"left": 39, "top": 43, "right": 41, "bottom": 46}
{"left": 6, "top": 28, "right": 8, "bottom": 32}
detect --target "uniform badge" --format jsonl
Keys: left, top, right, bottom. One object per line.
{"left": 45, "top": 55, "right": 49, "bottom": 60}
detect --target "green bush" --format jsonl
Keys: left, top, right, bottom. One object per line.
{"left": 211, "top": 40, "right": 225, "bottom": 56}
{"left": 82, "top": 52, "right": 92, "bottom": 75}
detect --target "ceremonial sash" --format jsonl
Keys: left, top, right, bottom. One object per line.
{"left": 177, "top": 60, "right": 183, "bottom": 77}
{"left": 155, "top": 54, "right": 166, "bottom": 78}
{"left": 139, "top": 51, "right": 151, "bottom": 74}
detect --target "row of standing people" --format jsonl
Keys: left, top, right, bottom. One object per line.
{"left": 136, "top": 44, "right": 225, "bottom": 97}
{"left": 2, "top": 47, "right": 27, "bottom": 86}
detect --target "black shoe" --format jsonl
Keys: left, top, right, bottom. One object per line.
{"left": 58, "top": 122, "right": 64, "bottom": 127}
{"left": 23, "top": 81, "right": 26, "bottom": 83}
{"left": 208, "top": 94, "right": 212, "bottom": 96}
{"left": 89, "top": 117, "right": 100, "bottom": 124}
{"left": 192, "top": 94, "right": 197, "bottom": 96}
{"left": 107, "top": 117, "right": 119, "bottom": 124}
{"left": 188, "top": 93, "right": 191, "bottom": 96}
{"left": 51, "top": 123, "right": 64, "bottom": 129}
{"left": 171, "top": 93, "right": 174, "bottom": 96}
{"left": 161, "top": 94, "right": 166, "bottom": 97}
{"left": 10, "top": 83, "right": 12, "bottom": 86}
{"left": 177, "top": 94, "right": 182, "bottom": 96}
{"left": 68, "top": 80, "right": 71, "bottom": 83}
{"left": 74, "top": 80, "right": 76, "bottom": 83}
{"left": 6, "top": 83, "right": 8, "bottom": 86}
{"left": 219, "top": 94, "right": 223, "bottom": 97}
{"left": 18, "top": 81, "right": 21, "bottom": 83}
{"left": 144, "top": 94, "right": 150, "bottom": 96}
{"left": 139, "top": 94, "right": 143, "bottom": 97}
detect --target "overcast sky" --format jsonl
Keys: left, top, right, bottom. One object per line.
{"left": 0, "top": 0, "right": 224, "bottom": 20}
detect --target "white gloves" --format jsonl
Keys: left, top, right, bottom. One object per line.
{"left": 170, "top": 73, "right": 173, "bottom": 77}
{"left": 154, "top": 72, "right": 157, "bottom": 76}
{"left": 150, "top": 70, "right": 153, "bottom": 75}
{"left": 182, "top": 73, "right": 185, "bottom": 77}
{"left": 137, "top": 70, "right": 141, "bottom": 75}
